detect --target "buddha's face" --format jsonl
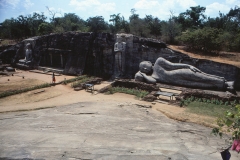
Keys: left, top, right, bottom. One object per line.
{"left": 139, "top": 61, "right": 152, "bottom": 74}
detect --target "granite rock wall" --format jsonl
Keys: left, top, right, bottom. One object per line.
{"left": 0, "top": 32, "right": 239, "bottom": 89}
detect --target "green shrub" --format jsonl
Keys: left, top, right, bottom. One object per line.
{"left": 177, "top": 27, "right": 223, "bottom": 53}
{"left": 71, "top": 76, "right": 93, "bottom": 88}
{"left": 108, "top": 87, "right": 149, "bottom": 98}
{"left": 212, "top": 105, "right": 240, "bottom": 140}
{"left": 60, "top": 75, "right": 88, "bottom": 85}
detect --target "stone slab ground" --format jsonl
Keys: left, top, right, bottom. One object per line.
{"left": 0, "top": 100, "right": 239, "bottom": 160}
{"left": 0, "top": 70, "right": 239, "bottom": 159}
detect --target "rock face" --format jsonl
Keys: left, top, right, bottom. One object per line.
{"left": 0, "top": 32, "right": 239, "bottom": 89}
{"left": 2, "top": 101, "right": 240, "bottom": 160}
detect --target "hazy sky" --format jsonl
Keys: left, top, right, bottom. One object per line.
{"left": 0, "top": 0, "right": 239, "bottom": 23}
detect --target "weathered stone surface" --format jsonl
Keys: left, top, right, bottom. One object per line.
{"left": 177, "top": 89, "right": 240, "bottom": 103}
{"left": 142, "top": 94, "right": 157, "bottom": 102}
{"left": 0, "top": 32, "right": 239, "bottom": 89}
{"left": 0, "top": 101, "right": 239, "bottom": 159}
{"left": 5, "top": 67, "right": 15, "bottom": 72}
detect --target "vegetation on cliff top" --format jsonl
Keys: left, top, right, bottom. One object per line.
{"left": 0, "top": 6, "right": 240, "bottom": 53}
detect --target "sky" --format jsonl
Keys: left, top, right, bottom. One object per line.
{"left": 0, "top": 0, "right": 239, "bottom": 23}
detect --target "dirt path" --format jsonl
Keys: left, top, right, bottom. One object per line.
{"left": 0, "top": 85, "right": 217, "bottom": 128}
{"left": 0, "top": 70, "right": 217, "bottom": 128}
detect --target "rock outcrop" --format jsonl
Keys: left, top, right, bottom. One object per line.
{"left": 0, "top": 32, "right": 239, "bottom": 89}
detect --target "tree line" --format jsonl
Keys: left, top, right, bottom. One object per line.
{"left": 0, "top": 5, "right": 240, "bottom": 53}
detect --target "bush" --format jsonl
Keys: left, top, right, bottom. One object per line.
{"left": 107, "top": 87, "right": 149, "bottom": 98}
{"left": 212, "top": 105, "right": 240, "bottom": 140}
{"left": 71, "top": 76, "right": 93, "bottom": 88}
{"left": 61, "top": 75, "right": 88, "bottom": 84}
{"left": 177, "top": 27, "right": 223, "bottom": 53}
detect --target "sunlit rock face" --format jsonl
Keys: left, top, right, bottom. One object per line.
{"left": 0, "top": 32, "right": 239, "bottom": 89}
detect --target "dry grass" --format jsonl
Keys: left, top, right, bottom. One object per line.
{"left": 169, "top": 45, "right": 240, "bottom": 68}
{"left": 0, "top": 79, "right": 45, "bottom": 94}
{"left": 0, "top": 39, "right": 17, "bottom": 46}
{"left": 156, "top": 108, "right": 218, "bottom": 128}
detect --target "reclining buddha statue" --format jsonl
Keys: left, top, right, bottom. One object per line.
{"left": 135, "top": 57, "right": 235, "bottom": 91}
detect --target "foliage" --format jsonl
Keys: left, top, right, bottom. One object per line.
{"left": 177, "top": 27, "right": 223, "bottom": 53}
{"left": 56, "top": 13, "right": 87, "bottom": 32}
{"left": 129, "top": 8, "right": 139, "bottom": 22}
{"left": 128, "top": 9, "right": 150, "bottom": 37}
{"left": 38, "top": 23, "right": 53, "bottom": 35}
{"left": 107, "top": 87, "right": 149, "bottom": 98}
{"left": 71, "top": 76, "right": 93, "bottom": 88}
{"left": 0, "top": 12, "right": 47, "bottom": 39}
{"left": 176, "top": 5, "right": 206, "bottom": 30}
{"left": 61, "top": 75, "right": 88, "bottom": 84}
{"left": 212, "top": 105, "right": 240, "bottom": 141}
{"left": 109, "top": 13, "right": 130, "bottom": 33}
{"left": 0, "top": 83, "right": 51, "bottom": 99}
{"left": 130, "top": 19, "right": 149, "bottom": 37}
{"left": 86, "top": 16, "right": 108, "bottom": 33}
{"left": 161, "top": 14, "right": 182, "bottom": 44}
{"left": 0, "top": 6, "right": 240, "bottom": 52}
{"left": 144, "top": 15, "right": 161, "bottom": 38}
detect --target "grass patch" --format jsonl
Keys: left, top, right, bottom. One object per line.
{"left": 181, "top": 97, "right": 239, "bottom": 118}
{"left": 61, "top": 75, "right": 88, "bottom": 85}
{"left": 106, "top": 87, "right": 149, "bottom": 98}
{"left": 0, "top": 83, "right": 51, "bottom": 99}
{"left": 70, "top": 76, "right": 95, "bottom": 88}
{"left": 185, "top": 101, "right": 233, "bottom": 117}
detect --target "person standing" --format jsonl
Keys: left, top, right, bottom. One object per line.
{"left": 52, "top": 72, "right": 56, "bottom": 83}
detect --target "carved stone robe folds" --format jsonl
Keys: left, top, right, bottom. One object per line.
{"left": 152, "top": 57, "right": 226, "bottom": 89}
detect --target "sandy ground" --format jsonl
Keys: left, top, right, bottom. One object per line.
{"left": 169, "top": 45, "right": 240, "bottom": 67}
{"left": 0, "top": 70, "right": 217, "bottom": 128}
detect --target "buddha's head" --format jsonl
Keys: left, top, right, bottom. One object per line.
{"left": 139, "top": 61, "right": 153, "bottom": 74}
{"left": 26, "top": 43, "right": 31, "bottom": 49}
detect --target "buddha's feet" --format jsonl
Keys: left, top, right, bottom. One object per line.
{"left": 225, "top": 81, "right": 236, "bottom": 94}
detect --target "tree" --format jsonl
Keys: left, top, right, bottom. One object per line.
{"left": 46, "top": 6, "right": 62, "bottom": 27}
{"left": 86, "top": 16, "right": 108, "bottom": 33}
{"left": 109, "top": 14, "right": 130, "bottom": 33}
{"left": 57, "top": 13, "right": 86, "bottom": 32}
{"left": 120, "top": 16, "right": 130, "bottom": 33}
{"left": 177, "top": 27, "right": 223, "bottom": 53}
{"left": 38, "top": 23, "right": 53, "bottom": 35}
{"left": 0, "top": 19, "right": 14, "bottom": 38}
{"left": 129, "top": 9, "right": 149, "bottom": 37}
{"left": 144, "top": 15, "right": 161, "bottom": 38}
{"left": 227, "top": 6, "right": 240, "bottom": 26}
{"left": 27, "top": 12, "right": 47, "bottom": 36}
{"left": 129, "top": 8, "right": 139, "bottom": 22}
{"left": 177, "top": 5, "right": 206, "bottom": 30}
{"left": 161, "top": 11, "right": 182, "bottom": 44}
{"left": 130, "top": 18, "right": 149, "bottom": 37}
{"left": 109, "top": 13, "right": 121, "bottom": 32}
